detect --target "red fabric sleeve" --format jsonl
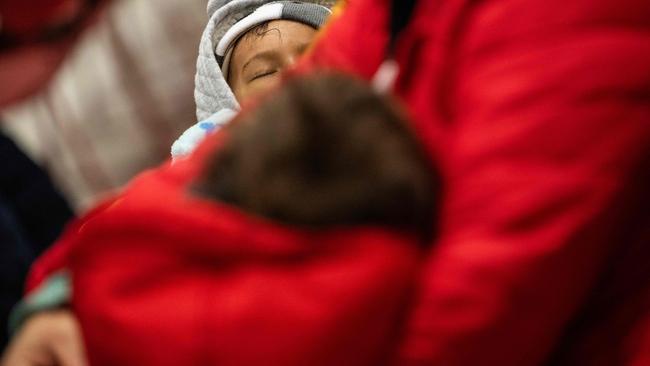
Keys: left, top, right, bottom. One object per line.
{"left": 398, "top": 1, "right": 650, "bottom": 364}
{"left": 300, "top": 0, "right": 650, "bottom": 364}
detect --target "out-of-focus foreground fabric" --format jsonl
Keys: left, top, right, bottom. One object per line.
{"left": 1, "top": 0, "right": 208, "bottom": 211}
{"left": 298, "top": 0, "right": 650, "bottom": 365}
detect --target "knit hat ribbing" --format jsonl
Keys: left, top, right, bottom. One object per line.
{"left": 216, "top": 2, "right": 331, "bottom": 80}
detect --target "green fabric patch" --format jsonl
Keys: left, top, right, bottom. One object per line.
{"left": 8, "top": 271, "right": 71, "bottom": 335}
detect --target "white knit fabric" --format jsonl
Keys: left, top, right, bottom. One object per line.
{"left": 170, "top": 109, "right": 237, "bottom": 161}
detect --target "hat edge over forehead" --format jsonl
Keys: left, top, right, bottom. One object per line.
{"left": 195, "top": 0, "right": 335, "bottom": 121}
{"left": 216, "top": 1, "right": 332, "bottom": 57}
{"left": 208, "top": 0, "right": 335, "bottom": 51}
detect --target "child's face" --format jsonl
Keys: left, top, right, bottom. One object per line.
{"left": 227, "top": 20, "right": 317, "bottom": 102}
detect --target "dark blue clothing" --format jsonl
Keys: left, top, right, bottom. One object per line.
{"left": 0, "top": 131, "right": 73, "bottom": 350}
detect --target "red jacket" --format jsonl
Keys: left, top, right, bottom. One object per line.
{"left": 34, "top": 138, "right": 423, "bottom": 366}
{"left": 297, "top": 0, "right": 650, "bottom": 365}
{"left": 27, "top": 0, "right": 650, "bottom": 364}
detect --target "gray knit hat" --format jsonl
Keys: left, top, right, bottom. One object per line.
{"left": 217, "top": 2, "right": 331, "bottom": 79}
{"left": 195, "top": 0, "right": 335, "bottom": 121}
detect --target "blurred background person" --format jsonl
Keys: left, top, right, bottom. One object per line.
{"left": 2, "top": 0, "right": 210, "bottom": 211}
{"left": 0, "top": 132, "right": 73, "bottom": 351}
{"left": 0, "top": 0, "right": 104, "bottom": 350}
{"left": 0, "top": 0, "right": 210, "bottom": 352}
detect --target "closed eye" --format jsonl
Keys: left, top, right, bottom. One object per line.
{"left": 249, "top": 69, "right": 278, "bottom": 82}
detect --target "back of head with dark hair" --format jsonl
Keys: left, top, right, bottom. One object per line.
{"left": 197, "top": 73, "right": 439, "bottom": 241}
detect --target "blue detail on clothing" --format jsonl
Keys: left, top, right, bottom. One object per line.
{"left": 199, "top": 122, "right": 217, "bottom": 132}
